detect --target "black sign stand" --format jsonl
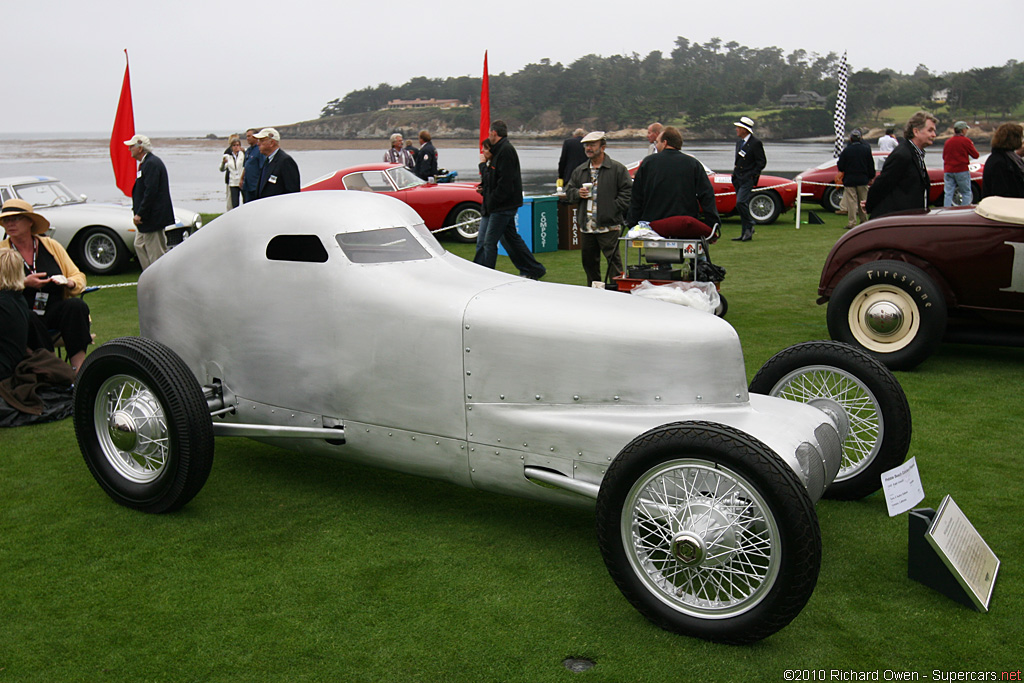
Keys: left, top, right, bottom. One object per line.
{"left": 908, "top": 509, "right": 976, "bottom": 609}
{"left": 907, "top": 498, "right": 999, "bottom": 612}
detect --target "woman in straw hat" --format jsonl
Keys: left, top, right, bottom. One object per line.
{"left": 0, "top": 199, "right": 91, "bottom": 372}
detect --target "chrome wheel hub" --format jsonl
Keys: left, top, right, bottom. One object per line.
{"left": 864, "top": 300, "right": 904, "bottom": 336}
{"left": 94, "top": 375, "right": 169, "bottom": 483}
{"left": 624, "top": 460, "right": 779, "bottom": 616}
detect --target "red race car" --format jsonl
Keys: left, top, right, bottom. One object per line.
{"left": 626, "top": 158, "right": 797, "bottom": 225}
{"left": 817, "top": 196, "right": 1024, "bottom": 370}
{"left": 795, "top": 152, "right": 986, "bottom": 213}
{"left": 303, "top": 163, "right": 482, "bottom": 242}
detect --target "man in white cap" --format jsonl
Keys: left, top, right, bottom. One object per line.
{"left": 730, "top": 116, "right": 766, "bottom": 242}
{"left": 124, "top": 134, "right": 174, "bottom": 269}
{"left": 564, "top": 131, "right": 632, "bottom": 285}
{"left": 254, "top": 128, "right": 301, "bottom": 199}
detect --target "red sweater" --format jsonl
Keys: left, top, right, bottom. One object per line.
{"left": 942, "top": 135, "right": 979, "bottom": 173}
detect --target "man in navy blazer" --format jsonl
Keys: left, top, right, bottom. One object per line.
{"left": 254, "top": 128, "right": 300, "bottom": 199}
{"left": 125, "top": 134, "right": 175, "bottom": 270}
{"left": 730, "top": 116, "right": 767, "bottom": 242}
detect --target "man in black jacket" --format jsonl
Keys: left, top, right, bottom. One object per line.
{"left": 472, "top": 120, "right": 546, "bottom": 280}
{"left": 564, "top": 131, "right": 631, "bottom": 284}
{"left": 125, "top": 134, "right": 175, "bottom": 270}
{"left": 557, "top": 128, "right": 587, "bottom": 190}
{"left": 731, "top": 116, "right": 767, "bottom": 242}
{"left": 866, "top": 111, "right": 937, "bottom": 219}
{"left": 836, "top": 129, "right": 876, "bottom": 229}
{"left": 628, "top": 126, "right": 719, "bottom": 230}
{"left": 254, "top": 128, "right": 301, "bottom": 199}
{"left": 414, "top": 130, "right": 438, "bottom": 181}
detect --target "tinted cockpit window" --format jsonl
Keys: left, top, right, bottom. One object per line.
{"left": 335, "top": 227, "right": 431, "bottom": 263}
{"left": 266, "top": 234, "right": 329, "bottom": 262}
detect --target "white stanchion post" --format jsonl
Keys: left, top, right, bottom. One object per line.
{"left": 795, "top": 179, "right": 802, "bottom": 230}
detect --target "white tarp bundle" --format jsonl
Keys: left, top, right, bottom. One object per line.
{"left": 629, "top": 280, "right": 720, "bottom": 314}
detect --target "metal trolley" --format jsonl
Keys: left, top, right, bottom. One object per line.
{"left": 612, "top": 236, "right": 727, "bottom": 317}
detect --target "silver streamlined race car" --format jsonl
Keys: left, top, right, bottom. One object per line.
{"left": 73, "top": 191, "right": 912, "bottom": 644}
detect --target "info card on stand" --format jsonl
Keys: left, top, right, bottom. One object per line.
{"left": 881, "top": 456, "right": 925, "bottom": 516}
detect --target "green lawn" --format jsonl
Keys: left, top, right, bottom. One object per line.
{"left": 2, "top": 209, "right": 1021, "bottom": 681}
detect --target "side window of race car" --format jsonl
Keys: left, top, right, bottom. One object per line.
{"left": 342, "top": 172, "right": 391, "bottom": 192}
{"left": 266, "top": 234, "right": 329, "bottom": 263}
{"left": 335, "top": 227, "right": 431, "bottom": 264}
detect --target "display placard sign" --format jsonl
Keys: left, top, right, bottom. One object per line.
{"left": 882, "top": 456, "right": 925, "bottom": 517}
{"left": 925, "top": 495, "right": 1000, "bottom": 612}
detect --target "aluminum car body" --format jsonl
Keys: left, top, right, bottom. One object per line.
{"left": 139, "top": 191, "right": 842, "bottom": 507}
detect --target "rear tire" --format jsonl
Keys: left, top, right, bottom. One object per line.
{"left": 826, "top": 260, "right": 947, "bottom": 370}
{"left": 749, "top": 340, "right": 911, "bottom": 500}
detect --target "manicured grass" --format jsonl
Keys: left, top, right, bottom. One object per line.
{"left": 2, "top": 210, "right": 1021, "bottom": 681}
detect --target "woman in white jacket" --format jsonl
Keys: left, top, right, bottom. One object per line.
{"left": 220, "top": 136, "right": 245, "bottom": 210}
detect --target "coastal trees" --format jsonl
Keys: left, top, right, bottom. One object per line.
{"left": 317, "top": 40, "right": 1023, "bottom": 133}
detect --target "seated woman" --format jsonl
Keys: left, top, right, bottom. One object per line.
{"left": 0, "top": 199, "right": 91, "bottom": 372}
{"left": 0, "top": 248, "right": 32, "bottom": 381}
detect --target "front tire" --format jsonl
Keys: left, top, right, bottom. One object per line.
{"left": 823, "top": 186, "right": 844, "bottom": 213}
{"left": 446, "top": 202, "right": 482, "bottom": 242}
{"left": 75, "top": 226, "right": 128, "bottom": 275}
{"left": 749, "top": 340, "right": 911, "bottom": 500}
{"left": 73, "top": 336, "right": 214, "bottom": 513}
{"left": 596, "top": 421, "right": 821, "bottom": 644}
{"left": 826, "top": 260, "right": 947, "bottom": 370}
{"left": 749, "top": 190, "right": 782, "bottom": 225}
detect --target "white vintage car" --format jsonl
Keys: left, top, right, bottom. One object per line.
{"left": 73, "top": 191, "right": 911, "bottom": 644}
{"left": 0, "top": 176, "right": 202, "bottom": 275}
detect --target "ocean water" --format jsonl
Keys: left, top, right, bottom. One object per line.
{"left": 0, "top": 136, "right": 852, "bottom": 214}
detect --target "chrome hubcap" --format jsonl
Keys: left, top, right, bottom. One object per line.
{"left": 864, "top": 300, "right": 904, "bottom": 336}
{"left": 94, "top": 375, "right": 169, "bottom": 483}
{"left": 624, "top": 460, "right": 778, "bottom": 616}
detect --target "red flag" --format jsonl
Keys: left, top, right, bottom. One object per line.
{"left": 110, "top": 50, "right": 136, "bottom": 197}
{"left": 479, "top": 51, "right": 490, "bottom": 151}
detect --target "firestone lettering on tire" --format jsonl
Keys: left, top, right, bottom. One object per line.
{"left": 865, "top": 268, "right": 932, "bottom": 307}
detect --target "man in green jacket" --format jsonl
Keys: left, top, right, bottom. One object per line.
{"left": 564, "top": 131, "right": 632, "bottom": 285}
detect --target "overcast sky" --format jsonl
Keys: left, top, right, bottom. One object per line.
{"left": 7, "top": 0, "right": 1021, "bottom": 134}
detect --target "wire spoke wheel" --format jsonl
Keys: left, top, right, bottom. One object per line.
{"left": 597, "top": 421, "right": 820, "bottom": 644}
{"left": 765, "top": 365, "right": 880, "bottom": 485}
{"left": 625, "top": 459, "right": 780, "bottom": 618}
{"left": 94, "top": 374, "right": 170, "bottom": 484}
{"left": 748, "top": 341, "right": 911, "bottom": 500}
{"left": 74, "top": 336, "right": 214, "bottom": 513}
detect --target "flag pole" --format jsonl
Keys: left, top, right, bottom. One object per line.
{"left": 833, "top": 51, "right": 849, "bottom": 159}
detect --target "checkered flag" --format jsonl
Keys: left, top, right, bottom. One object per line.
{"left": 833, "top": 51, "right": 848, "bottom": 158}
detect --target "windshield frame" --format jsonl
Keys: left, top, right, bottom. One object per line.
{"left": 13, "top": 180, "right": 85, "bottom": 208}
